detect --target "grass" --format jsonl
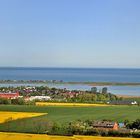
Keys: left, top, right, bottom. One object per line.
{"left": 0, "top": 105, "right": 139, "bottom": 133}
{"left": 0, "top": 105, "right": 139, "bottom": 122}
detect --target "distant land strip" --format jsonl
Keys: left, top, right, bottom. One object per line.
{"left": 0, "top": 80, "right": 140, "bottom": 86}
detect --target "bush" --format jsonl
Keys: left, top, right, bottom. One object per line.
{"left": 25, "top": 100, "right": 35, "bottom": 105}
{"left": 125, "top": 119, "right": 140, "bottom": 130}
{"left": 11, "top": 98, "right": 25, "bottom": 105}
{"left": 0, "top": 97, "right": 11, "bottom": 104}
{"left": 49, "top": 123, "right": 70, "bottom": 136}
{"left": 108, "top": 131, "right": 131, "bottom": 137}
{"left": 132, "top": 132, "right": 140, "bottom": 138}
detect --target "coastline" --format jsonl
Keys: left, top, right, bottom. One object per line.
{"left": 0, "top": 80, "right": 140, "bottom": 97}
{"left": 1, "top": 80, "right": 140, "bottom": 86}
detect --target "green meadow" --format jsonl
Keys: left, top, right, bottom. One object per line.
{"left": 0, "top": 105, "right": 139, "bottom": 133}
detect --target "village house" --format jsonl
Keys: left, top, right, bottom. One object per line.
{"left": 108, "top": 100, "right": 138, "bottom": 105}
{"left": 25, "top": 96, "right": 51, "bottom": 101}
{"left": 23, "top": 86, "right": 37, "bottom": 92}
{"left": 93, "top": 121, "right": 119, "bottom": 131}
{"left": 64, "top": 92, "right": 77, "bottom": 98}
{"left": 0, "top": 91, "right": 20, "bottom": 99}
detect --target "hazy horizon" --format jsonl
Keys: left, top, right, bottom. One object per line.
{"left": 0, "top": 0, "right": 140, "bottom": 68}
{"left": 0, "top": 66, "right": 140, "bottom": 69}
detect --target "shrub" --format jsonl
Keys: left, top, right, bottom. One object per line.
{"left": 132, "top": 132, "right": 140, "bottom": 138}
{"left": 0, "top": 97, "right": 11, "bottom": 104}
{"left": 11, "top": 98, "right": 25, "bottom": 105}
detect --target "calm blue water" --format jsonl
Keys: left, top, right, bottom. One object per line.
{"left": 0, "top": 67, "right": 140, "bottom": 96}
{"left": 0, "top": 67, "right": 140, "bottom": 82}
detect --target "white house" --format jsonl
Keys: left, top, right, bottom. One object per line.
{"left": 131, "top": 101, "right": 137, "bottom": 105}
{"left": 25, "top": 96, "right": 51, "bottom": 101}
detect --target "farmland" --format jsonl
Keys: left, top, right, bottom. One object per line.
{"left": 0, "top": 111, "right": 47, "bottom": 124}
{"left": 0, "top": 105, "right": 139, "bottom": 133}
{"left": 0, "top": 132, "right": 139, "bottom": 140}
{"left": 36, "top": 102, "right": 112, "bottom": 106}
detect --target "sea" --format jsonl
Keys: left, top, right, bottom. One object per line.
{"left": 0, "top": 67, "right": 140, "bottom": 96}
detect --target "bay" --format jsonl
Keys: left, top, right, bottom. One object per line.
{"left": 0, "top": 67, "right": 140, "bottom": 96}
{"left": 0, "top": 67, "right": 140, "bottom": 82}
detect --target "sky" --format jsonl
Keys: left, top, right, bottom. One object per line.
{"left": 0, "top": 0, "right": 140, "bottom": 68}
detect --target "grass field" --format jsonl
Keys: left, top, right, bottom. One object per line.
{"left": 0, "top": 132, "right": 139, "bottom": 140}
{"left": 0, "top": 105, "right": 139, "bottom": 133}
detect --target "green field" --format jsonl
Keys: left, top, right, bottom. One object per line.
{"left": 0, "top": 105, "right": 139, "bottom": 133}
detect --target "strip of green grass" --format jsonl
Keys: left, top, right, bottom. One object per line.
{"left": 0, "top": 105, "right": 139, "bottom": 133}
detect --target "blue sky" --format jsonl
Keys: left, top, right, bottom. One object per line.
{"left": 0, "top": 0, "right": 140, "bottom": 68}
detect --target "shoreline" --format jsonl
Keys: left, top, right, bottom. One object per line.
{"left": 0, "top": 81, "right": 140, "bottom": 97}
{"left": 0, "top": 81, "right": 140, "bottom": 86}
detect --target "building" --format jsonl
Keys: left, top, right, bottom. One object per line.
{"left": 0, "top": 91, "right": 20, "bottom": 99}
{"left": 93, "top": 121, "right": 119, "bottom": 131}
{"left": 108, "top": 100, "right": 138, "bottom": 105}
{"left": 25, "top": 96, "right": 51, "bottom": 101}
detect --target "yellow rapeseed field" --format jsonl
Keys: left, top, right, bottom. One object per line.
{"left": 0, "top": 112, "right": 47, "bottom": 123}
{"left": 36, "top": 102, "right": 112, "bottom": 107}
{"left": 0, "top": 132, "right": 138, "bottom": 140}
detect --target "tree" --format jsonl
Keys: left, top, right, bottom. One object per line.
{"left": 125, "top": 119, "right": 140, "bottom": 130}
{"left": 11, "top": 98, "right": 25, "bottom": 105}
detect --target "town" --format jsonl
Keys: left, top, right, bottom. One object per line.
{"left": 0, "top": 86, "right": 139, "bottom": 138}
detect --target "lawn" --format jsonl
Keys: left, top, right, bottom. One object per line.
{"left": 0, "top": 105, "right": 139, "bottom": 133}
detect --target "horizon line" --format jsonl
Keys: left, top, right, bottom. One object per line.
{"left": 0, "top": 66, "right": 140, "bottom": 69}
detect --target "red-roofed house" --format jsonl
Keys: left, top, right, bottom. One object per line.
{"left": 93, "top": 121, "right": 119, "bottom": 131}
{"left": 0, "top": 91, "right": 20, "bottom": 99}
